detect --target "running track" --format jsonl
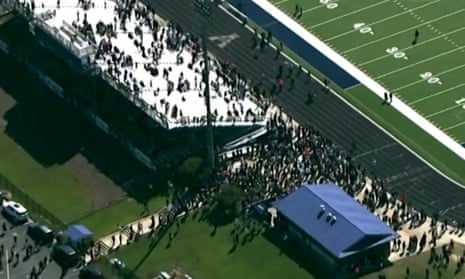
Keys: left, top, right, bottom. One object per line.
{"left": 147, "top": 0, "right": 465, "bottom": 223}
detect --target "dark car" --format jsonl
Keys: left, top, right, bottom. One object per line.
{"left": 79, "top": 265, "right": 104, "bottom": 279}
{"left": 52, "top": 244, "right": 79, "bottom": 268}
{"left": 27, "top": 223, "right": 54, "bottom": 245}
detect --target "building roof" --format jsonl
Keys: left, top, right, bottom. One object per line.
{"left": 273, "top": 183, "right": 398, "bottom": 259}
{"left": 64, "top": 224, "right": 93, "bottom": 243}
{"left": 22, "top": 0, "right": 267, "bottom": 129}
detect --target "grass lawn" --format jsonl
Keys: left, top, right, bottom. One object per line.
{"left": 77, "top": 196, "right": 166, "bottom": 238}
{"left": 99, "top": 215, "right": 465, "bottom": 279}
{"left": 0, "top": 127, "right": 91, "bottom": 221}
{"left": 362, "top": 244, "right": 465, "bottom": 279}
{"left": 98, "top": 217, "right": 313, "bottom": 279}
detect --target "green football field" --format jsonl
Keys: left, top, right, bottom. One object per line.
{"left": 272, "top": 0, "right": 465, "bottom": 141}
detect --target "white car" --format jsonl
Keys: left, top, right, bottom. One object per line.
{"left": 2, "top": 201, "right": 28, "bottom": 224}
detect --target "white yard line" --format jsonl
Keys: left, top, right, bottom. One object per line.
{"left": 393, "top": 64, "right": 465, "bottom": 92}
{"left": 357, "top": 27, "right": 465, "bottom": 66}
{"left": 345, "top": 21, "right": 465, "bottom": 55}
{"left": 375, "top": 45, "right": 465, "bottom": 79}
{"left": 426, "top": 105, "right": 461, "bottom": 119}
{"left": 274, "top": 0, "right": 289, "bottom": 6}
{"left": 325, "top": 0, "right": 443, "bottom": 41}
{"left": 444, "top": 121, "right": 465, "bottom": 132}
{"left": 393, "top": 0, "right": 463, "bottom": 51}
{"left": 311, "top": 0, "right": 390, "bottom": 29}
{"left": 303, "top": 4, "right": 325, "bottom": 14}
{"left": 409, "top": 83, "right": 465, "bottom": 105}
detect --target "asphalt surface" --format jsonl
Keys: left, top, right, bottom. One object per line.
{"left": 147, "top": 0, "right": 465, "bottom": 223}
{"left": 0, "top": 214, "right": 79, "bottom": 279}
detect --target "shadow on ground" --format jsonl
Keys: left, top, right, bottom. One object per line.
{"left": 0, "top": 52, "right": 163, "bottom": 205}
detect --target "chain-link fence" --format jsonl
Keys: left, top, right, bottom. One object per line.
{"left": 0, "top": 173, "right": 65, "bottom": 229}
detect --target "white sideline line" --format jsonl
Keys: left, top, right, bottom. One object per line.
{"left": 375, "top": 45, "right": 465, "bottom": 79}
{"left": 311, "top": 0, "right": 390, "bottom": 29}
{"left": 325, "top": 0, "right": 443, "bottom": 41}
{"left": 222, "top": 0, "right": 465, "bottom": 188}
{"left": 444, "top": 121, "right": 465, "bottom": 131}
{"left": 409, "top": 83, "right": 465, "bottom": 105}
{"left": 394, "top": 64, "right": 465, "bottom": 93}
{"left": 357, "top": 27, "right": 465, "bottom": 66}
{"left": 426, "top": 105, "right": 461, "bottom": 119}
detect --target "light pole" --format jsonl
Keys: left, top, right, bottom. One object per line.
{"left": 194, "top": 0, "right": 215, "bottom": 170}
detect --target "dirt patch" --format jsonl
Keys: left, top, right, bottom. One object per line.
{"left": 64, "top": 153, "right": 126, "bottom": 212}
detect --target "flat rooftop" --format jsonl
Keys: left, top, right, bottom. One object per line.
{"left": 20, "top": 0, "right": 267, "bottom": 129}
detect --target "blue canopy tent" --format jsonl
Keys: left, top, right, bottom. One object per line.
{"left": 64, "top": 224, "right": 93, "bottom": 248}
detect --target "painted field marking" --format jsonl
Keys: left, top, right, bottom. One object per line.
{"left": 444, "top": 121, "right": 465, "bottom": 131}
{"left": 311, "top": 0, "right": 390, "bottom": 28}
{"left": 394, "top": 64, "right": 465, "bottom": 93}
{"left": 302, "top": 4, "right": 325, "bottom": 14}
{"left": 426, "top": 105, "right": 462, "bottom": 119}
{"left": 354, "top": 26, "right": 465, "bottom": 65}
{"left": 393, "top": 0, "right": 463, "bottom": 51}
{"left": 409, "top": 83, "right": 465, "bottom": 105}
{"left": 375, "top": 45, "right": 465, "bottom": 79}
{"left": 325, "top": 0, "right": 444, "bottom": 41}
{"left": 274, "top": 0, "right": 289, "bottom": 5}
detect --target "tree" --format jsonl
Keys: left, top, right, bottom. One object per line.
{"left": 174, "top": 157, "right": 211, "bottom": 192}
{"left": 174, "top": 157, "right": 203, "bottom": 189}
{"left": 214, "top": 184, "right": 243, "bottom": 218}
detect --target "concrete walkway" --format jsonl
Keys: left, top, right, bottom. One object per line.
{"left": 85, "top": 207, "right": 168, "bottom": 263}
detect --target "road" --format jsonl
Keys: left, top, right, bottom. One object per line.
{"left": 0, "top": 214, "right": 79, "bottom": 279}
{"left": 146, "top": 0, "right": 465, "bottom": 224}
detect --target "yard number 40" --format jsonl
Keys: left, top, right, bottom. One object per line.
{"left": 353, "top": 23, "right": 374, "bottom": 35}
{"left": 320, "top": 0, "right": 338, "bottom": 9}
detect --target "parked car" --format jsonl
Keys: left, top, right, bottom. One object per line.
{"left": 52, "top": 244, "right": 79, "bottom": 268}
{"left": 27, "top": 223, "right": 54, "bottom": 245}
{"left": 2, "top": 201, "right": 28, "bottom": 224}
{"left": 79, "top": 265, "right": 104, "bottom": 279}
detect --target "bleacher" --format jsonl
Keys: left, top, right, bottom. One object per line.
{"left": 0, "top": 0, "right": 272, "bottom": 170}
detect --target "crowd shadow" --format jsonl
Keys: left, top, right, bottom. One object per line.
{"left": 0, "top": 52, "right": 162, "bottom": 203}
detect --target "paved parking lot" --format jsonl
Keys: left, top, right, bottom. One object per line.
{"left": 0, "top": 214, "right": 79, "bottom": 279}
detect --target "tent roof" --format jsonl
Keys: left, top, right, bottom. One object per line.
{"left": 273, "top": 183, "right": 398, "bottom": 259}
{"left": 64, "top": 224, "right": 93, "bottom": 242}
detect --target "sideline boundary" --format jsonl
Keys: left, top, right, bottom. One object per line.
{"left": 220, "top": 0, "right": 465, "bottom": 188}
{"left": 247, "top": 0, "right": 465, "bottom": 160}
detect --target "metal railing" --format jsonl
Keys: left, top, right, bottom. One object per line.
{"left": 0, "top": 174, "right": 65, "bottom": 229}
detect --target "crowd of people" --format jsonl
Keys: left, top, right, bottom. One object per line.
{"left": 16, "top": 0, "right": 465, "bottom": 276}
{"left": 90, "top": 0, "right": 267, "bottom": 127}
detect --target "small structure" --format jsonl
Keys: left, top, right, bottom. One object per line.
{"left": 64, "top": 224, "right": 93, "bottom": 251}
{"left": 273, "top": 183, "right": 398, "bottom": 276}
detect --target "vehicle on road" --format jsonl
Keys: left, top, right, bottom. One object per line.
{"left": 2, "top": 201, "right": 28, "bottom": 224}
{"left": 27, "top": 222, "right": 54, "bottom": 245}
{"left": 79, "top": 265, "right": 104, "bottom": 279}
{"left": 52, "top": 244, "right": 79, "bottom": 268}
